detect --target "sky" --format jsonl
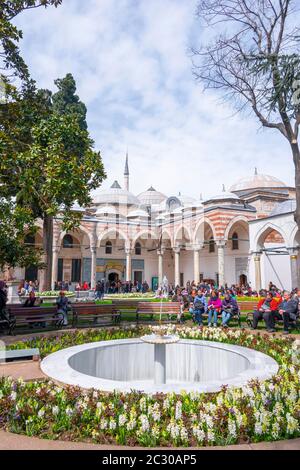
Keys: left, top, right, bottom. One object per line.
{"left": 14, "top": 0, "right": 295, "bottom": 200}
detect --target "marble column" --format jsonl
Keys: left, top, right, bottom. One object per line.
{"left": 174, "top": 247, "right": 180, "bottom": 287}
{"left": 51, "top": 247, "right": 60, "bottom": 290}
{"left": 253, "top": 252, "right": 262, "bottom": 293}
{"left": 193, "top": 244, "right": 203, "bottom": 284}
{"left": 90, "top": 246, "right": 97, "bottom": 289}
{"left": 288, "top": 248, "right": 299, "bottom": 289}
{"left": 125, "top": 248, "right": 132, "bottom": 282}
{"left": 157, "top": 249, "right": 164, "bottom": 286}
{"left": 216, "top": 241, "right": 226, "bottom": 287}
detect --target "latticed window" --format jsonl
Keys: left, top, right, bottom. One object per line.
{"left": 135, "top": 242, "right": 142, "bottom": 255}
{"left": 232, "top": 232, "right": 239, "bottom": 250}
{"left": 209, "top": 237, "right": 215, "bottom": 253}
{"left": 63, "top": 235, "right": 74, "bottom": 248}
{"left": 105, "top": 241, "right": 112, "bottom": 254}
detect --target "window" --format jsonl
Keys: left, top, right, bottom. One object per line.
{"left": 57, "top": 259, "right": 63, "bottom": 282}
{"left": 63, "top": 235, "right": 74, "bottom": 248}
{"left": 135, "top": 242, "right": 142, "bottom": 255}
{"left": 105, "top": 241, "right": 112, "bottom": 254}
{"left": 24, "top": 234, "right": 35, "bottom": 246}
{"left": 232, "top": 232, "right": 239, "bottom": 250}
{"left": 180, "top": 273, "right": 184, "bottom": 287}
{"left": 71, "top": 259, "right": 81, "bottom": 283}
{"left": 134, "top": 271, "right": 143, "bottom": 283}
{"left": 209, "top": 237, "right": 215, "bottom": 253}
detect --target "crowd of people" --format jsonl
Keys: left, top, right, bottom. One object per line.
{"left": 0, "top": 277, "right": 299, "bottom": 335}
{"left": 168, "top": 281, "right": 299, "bottom": 334}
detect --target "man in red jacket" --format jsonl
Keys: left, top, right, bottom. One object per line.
{"left": 252, "top": 292, "right": 279, "bottom": 332}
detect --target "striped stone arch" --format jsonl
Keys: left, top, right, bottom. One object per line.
{"left": 97, "top": 227, "right": 129, "bottom": 248}
{"left": 161, "top": 229, "right": 173, "bottom": 246}
{"left": 223, "top": 216, "right": 250, "bottom": 241}
{"left": 174, "top": 224, "right": 192, "bottom": 244}
{"left": 56, "top": 225, "right": 93, "bottom": 248}
{"left": 254, "top": 222, "right": 288, "bottom": 251}
{"left": 193, "top": 217, "right": 217, "bottom": 244}
{"left": 132, "top": 229, "right": 158, "bottom": 246}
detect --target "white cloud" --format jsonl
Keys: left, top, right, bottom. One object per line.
{"left": 14, "top": 0, "right": 295, "bottom": 198}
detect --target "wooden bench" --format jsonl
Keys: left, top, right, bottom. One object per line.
{"left": 238, "top": 301, "right": 258, "bottom": 313}
{"left": 7, "top": 306, "right": 63, "bottom": 335}
{"left": 112, "top": 300, "right": 140, "bottom": 320}
{"left": 72, "top": 303, "right": 120, "bottom": 327}
{"left": 0, "top": 348, "right": 40, "bottom": 363}
{"left": 136, "top": 302, "right": 181, "bottom": 323}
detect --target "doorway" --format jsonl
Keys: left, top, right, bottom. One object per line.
{"left": 239, "top": 274, "right": 247, "bottom": 286}
{"left": 108, "top": 272, "right": 119, "bottom": 283}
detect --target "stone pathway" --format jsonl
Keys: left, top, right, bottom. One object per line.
{"left": 0, "top": 430, "right": 299, "bottom": 450}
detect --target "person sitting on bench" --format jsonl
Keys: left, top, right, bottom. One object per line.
{"left": 221, "top": 293, "right": 238, "bottom": 328}
{"left": 56, "top": 291, "right": 70, "bottom": 326}
{"left": 278, "top": 291, "right": 299, "bottom": 335}
{"left": 252, "top": 292, "right": 279, "bottom": 332}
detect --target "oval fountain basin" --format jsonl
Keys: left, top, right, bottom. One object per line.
{"left": 41, "top": 338, "right": 278, "bottom": 394}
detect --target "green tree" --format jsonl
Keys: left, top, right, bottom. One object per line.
{"left": 52, "top": 73, "right": 88, "bottom": 130}
{"left": 0, "top": 198, "right": 42, "bottom": 271}
{"left": 1, "top": 84, "right": 106, "bottom": 289}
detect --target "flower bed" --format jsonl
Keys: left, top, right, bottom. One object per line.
{"left": 0, "top": 327, "right": 299, "bottom": 447}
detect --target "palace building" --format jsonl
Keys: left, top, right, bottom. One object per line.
{"left": 4, "top": 156, "right": 299, "bottom": 292}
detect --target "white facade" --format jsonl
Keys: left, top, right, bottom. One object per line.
{"left": 2, "top": 160, "right": 298, "bottom": 292}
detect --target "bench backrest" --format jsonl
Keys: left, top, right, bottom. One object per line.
{"left": 73, "top": 304, "right": 114, "bottom": 314}
{"left": 9, "top": 306, "right": 57, "bottom": 317}
{"left": 238, "top": 301, "right": 258, "bottom": 311}
{"left": 137, "top": 302, "right": 181, "bottom": 312}
{"left": 112, "top": 301, "right": 139, "bottom": 309}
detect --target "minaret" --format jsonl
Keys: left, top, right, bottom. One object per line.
{"left": 124, "top": 151, "right": 129, "bottom": 191}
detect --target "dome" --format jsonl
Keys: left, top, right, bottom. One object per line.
{"left": 91, "top": 181, "right": 140, "bottom": 206}
{"left": 95, "top": 205, "right": 117, "bottom": 216}
{"left": 207, "top": 191, "right": 240, "bottom": 202}
{"left": 137, "top": 186, "right": 167, "bottom": 206}
{"left": 270, "top": 199, "right": 296, "bottom": 216}
{"left": 127, "top": 208, "right": 150, "bottom": 219}
{"left": 230, "top": 170, "right": 287, "bottom": 192}
{"left": 178, "top": 194, "right": 197, "bottom": 207}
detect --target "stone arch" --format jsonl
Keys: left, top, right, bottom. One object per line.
{"left": 224, "top": 216, "right": 250, "bottom": 242}
{"left": 193, "top": 218, "right": 217, "bottom": 245}
{"left": 97, "top": 228, "right": 129, "bottom": 249}
{"left": 174, "top": 224, "right": 192, "bottom": 245}
{"left": 254, "top": 223, "right": 288, "bottom": 251}
{"left": 132, "top": 229, "right": 158, "bottom": 247}
{"left": 57, "top": 225, "right": 93, "bottom": 248}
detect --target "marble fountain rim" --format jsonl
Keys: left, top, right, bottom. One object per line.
{"left": 40, "top": 338, "right": 279, "bottom": 394}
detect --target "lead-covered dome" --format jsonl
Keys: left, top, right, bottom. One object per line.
{"left": 230, "top": 170, "right": 287, "bottom": 192}
{"left": 91, "top": 181, "right": 140, "bottom": 206}
{"left": 137, "top": 186, "right": 167, "bottom": 206}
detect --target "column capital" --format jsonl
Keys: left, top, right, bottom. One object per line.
{"left": 90, "top": 246, "right": 97, "bottom": 254}
{"left": 52, "top": 246, "right": 60, "bottom": 254}
{"left": 287, "top": 247, "right": 299, "bottom": 257}
{"left": 252, "top": 251, "right": 262, "bottom": 259}
{"left": 173, "top": 246, "right": 181, "bottom": 254}
{"left": 125, "top": 248, "right": 133, "bottom": 255}
{"left": 193, "top": 243, "right": 204, "bottom": 251}
{"left": 215, "top": 240, "right": 226, "bottom": 248}
{"left": 157, "top": 249, "right": 165, "bottom": 256}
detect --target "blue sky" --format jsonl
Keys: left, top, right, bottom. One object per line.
{"left": 14, "top": 0, "right": 294, "bottom": 199}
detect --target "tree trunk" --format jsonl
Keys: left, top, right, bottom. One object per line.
{"left": 40, "top": 214, "right": 53, "bottom": 292}
{"left": 292, "top": 143, "right": 300, "bottom": 233}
